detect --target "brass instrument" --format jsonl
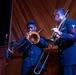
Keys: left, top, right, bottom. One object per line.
{"left": 26, "top": 30, "right": 42, "bottom": 45}
{"left": 6, "top": 30, "right": 42, "bottom": 54}
{"left": 50, "top": 10, "right": 69, "bottom": 42}
{"left": 27, "top": 31, "right": 40, "bottom": 44}
{"left": 34, "top": 10, "right": 69, "bottom": 74}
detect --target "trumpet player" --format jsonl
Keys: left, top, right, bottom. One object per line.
{"left": 9, "top": 20, "right": 49, "bottom": 75}
{"left": 51, "top": 8, "right": 76, "bottom": 75}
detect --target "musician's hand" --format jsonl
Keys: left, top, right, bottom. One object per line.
{"left": 51, "top": 28, "right": 62, "bottom": 36}
{"left": 26, "top": 31, "right": 32, "bottom": 40}
{"left": 50, "top": 34, "right": 61, "bottom": 42}
{"left": 5, "top": 48, "right": 13, "bottom": 59}
{"left": 55, "top": 34, "right": 61, "bottom": 41}
{"left": 11, "top": 40, "right": 17, "bottom": 46}
{"left": 30, "top": 38, "right": 35, "bottom": 43}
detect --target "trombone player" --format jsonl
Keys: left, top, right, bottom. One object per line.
{"left": 8, "top": 20, "right": 49, "bottom": 75}
{"left": 51, "top": 8, "right": 76, "bottom": 75}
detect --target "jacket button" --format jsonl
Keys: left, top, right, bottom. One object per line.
{"left": 31, "top": 58, "right": 33, "bottom": 60}
{"left": 60, "top": 50, "right": 62, "bottom": 52}
{"left": 31, "top": 52, "right": 33, "bottom": 53}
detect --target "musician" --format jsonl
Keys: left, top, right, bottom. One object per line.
{"left": 51, "top": 8, "right": 76, "bottom": 75}
{"left": 14, "top": 20, "right": 48, "bottom": 75}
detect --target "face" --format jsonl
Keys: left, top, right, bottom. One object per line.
{"left": 54, "top": 13, "right": 61, "bottom": 22}
{"left": 54, "top": 11, "right": 64, "bottom": 22}
{"left": 28, "top": 24, "right": 36, "bottom": 32}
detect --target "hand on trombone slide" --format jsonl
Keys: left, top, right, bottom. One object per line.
{"left": 51, "top": 27, "right": 62, "bottom": 41}
{"left": 51, "top": 27, "right": 62, "bottom": 36}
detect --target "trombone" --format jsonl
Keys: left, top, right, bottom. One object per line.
{"left": 5, "top": 30, "right": 42, "bottom": 59}
{"left": 34, "top": 45, "right": 54, "bottom": 75}
{"left": 27, "top": 29, "right": 42, "bottom": 44}
{"left": 34, "top": 10, "right": 69, "bottom": 75}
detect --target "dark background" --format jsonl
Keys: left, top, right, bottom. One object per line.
{"left": 0, "top": 0, "right": 12, "bottom": 46}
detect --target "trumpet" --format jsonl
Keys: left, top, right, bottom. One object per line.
{"left": 34, "top": 10, "right": 69, "bottom": 74}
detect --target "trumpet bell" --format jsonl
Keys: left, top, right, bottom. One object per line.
{"left": 27, "top": 31, "right": 40, "bottom": 44}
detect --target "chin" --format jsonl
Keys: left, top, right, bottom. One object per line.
{"left": 56, "top": 19, "right": 60, "bottom": 22}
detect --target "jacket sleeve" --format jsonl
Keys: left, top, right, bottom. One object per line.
{"left": 62, "top": 19, "right": 76, "bottom": 41}
{"left": 17, "top": 37, "right": 31, "bottom": 53}
{"left": 38, "top": 37, "right": 49, "bottom": 48}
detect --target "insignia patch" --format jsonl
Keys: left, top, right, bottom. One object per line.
{"left": 72, "top": 25, "right": 76, "bottom": 32}
{"left": 72, "top": 25, "right": 75, "bottom": 29}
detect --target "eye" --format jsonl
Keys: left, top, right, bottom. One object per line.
{"left": 55, "top": 14, "right": 60, "bottom": 18}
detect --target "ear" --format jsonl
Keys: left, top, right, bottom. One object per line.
{"left": 57, "top": 14, "right": 60, "bottom": 18}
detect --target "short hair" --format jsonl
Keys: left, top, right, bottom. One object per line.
{"left": 26, "top": 20, "right": 36, "bottom": 27}
{"left": 54, "top": 8, "right": 66, "bottom": 15}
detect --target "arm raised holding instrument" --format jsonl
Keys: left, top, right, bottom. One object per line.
{"left": 6, "top": 20, "right": 49, "bottom": 75}
{"left": 51, "top": 8, "right": 76, "bottom": 75}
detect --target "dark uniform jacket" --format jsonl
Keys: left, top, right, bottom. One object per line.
{"left": 17, "top": 36, "right": 48, "bottom": 74}
{"left": 57, "top": 18, "right": 76, "bottom": 66}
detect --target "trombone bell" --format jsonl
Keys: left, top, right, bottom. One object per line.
{"left": 27, "top": 31, "right": 40, "bottom": 44}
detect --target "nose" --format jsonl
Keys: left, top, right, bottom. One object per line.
{"left": 29, "top": 28, "right": 31, "bottom": 31}
{"left": 29, "top": 28, "right": 33, "bottom": 32}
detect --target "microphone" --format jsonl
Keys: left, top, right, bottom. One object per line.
{"left": 5, "top": 34, "right": 8, "bottom": 42}
{"left": 5, "top": 34, "right": 8, "bottom": 45}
